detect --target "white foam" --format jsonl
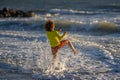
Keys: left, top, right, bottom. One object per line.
{"left": 0, "top": 31, "right": 120, "bottom": 80}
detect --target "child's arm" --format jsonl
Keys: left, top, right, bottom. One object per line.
{"left": 57, "top": 27, "right": 62, "bottom": 32}
{"left": 61, "top": 32, "right": 67, "bottom": 38}
{"left": 55, "top": 31, "right": 67, "bottom": 40}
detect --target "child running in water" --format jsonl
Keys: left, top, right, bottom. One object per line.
{"left": 45, "top": 20, "right": 78, "bottom": 60}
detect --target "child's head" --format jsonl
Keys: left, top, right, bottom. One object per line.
{"left": 45, "top": 20, "right": 55, "bottom": 31}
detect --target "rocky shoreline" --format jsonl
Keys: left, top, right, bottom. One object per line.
{"left": 0, "top": 7, "right": 35, "bottom": 18}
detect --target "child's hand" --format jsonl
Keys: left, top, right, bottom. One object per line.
{"left": 57, "top": 29, "right": 62, "bottom": 32}
{"left": 64, "top": 32, "right": 67, "bottom": 35}
{"left": 57, "top": 27, "right": 62, "bottom": 32}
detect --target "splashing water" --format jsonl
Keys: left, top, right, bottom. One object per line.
{"left": 0, "top": 28, "right": 120, "bottom": 80}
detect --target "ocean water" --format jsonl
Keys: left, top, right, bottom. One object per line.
{"left": 0, "top": 0, "right": 120, "bottom": 80}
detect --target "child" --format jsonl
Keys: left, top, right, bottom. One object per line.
{"left": 45, "top": 20, "right": 78, "bottom": 60}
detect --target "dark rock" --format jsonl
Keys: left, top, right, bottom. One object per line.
{"left": 0, "top": 7, "right": 35, "bottom": 18}
{"left": 26, "top": 11, "right": 35, "bottom": 17}
{"left": 0, "top": 14, "right": 3, "bottom": 17}
{"left": 3, "top": 12, "right": 11, "bottom": 17}
{"left": 3, "top": 7, "right": 9, "bottom": 12}
{"left": 16, "top": 10, "right": 25, "bottom": 17}
{"left": 9, "top": 9, "right": 16, "bottom": 17}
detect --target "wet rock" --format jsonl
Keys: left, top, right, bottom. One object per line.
{"left": 26, "top": 11, "right": 35, "bottom": 17}
{"left": 0, "top": 7, "right": 35, "bottom": 18}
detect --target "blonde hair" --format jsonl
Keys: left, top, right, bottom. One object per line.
{"left": 45, "top": 20, "right": 55, "bottom": 31}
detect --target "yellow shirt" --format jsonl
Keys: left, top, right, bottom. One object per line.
{"left": 46, "top": 31, "right": 66, "bottom": 47}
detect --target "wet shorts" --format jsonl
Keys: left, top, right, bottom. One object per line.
{"left": 51, "top": 40, "right": 68, "bottom": 54}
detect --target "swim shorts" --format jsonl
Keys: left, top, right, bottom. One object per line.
{"left": 51, "top": 40, "right": 68, "bottom": 54}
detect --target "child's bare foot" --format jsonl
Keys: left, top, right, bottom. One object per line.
{"left": 73, "top": 50, "right": 78, "bottom": 56}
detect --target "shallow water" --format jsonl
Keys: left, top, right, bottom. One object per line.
{"left": 0, "top": 30, "right": 120, "bottom": 80}
{"left": 0, "top": 0, "right": 120, "bottom": 79}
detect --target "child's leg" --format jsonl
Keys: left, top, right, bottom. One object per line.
{"left": 51, "top": 47, "right": 58, "bottom": 60}
{"left": 51, "top": 48, "right": 59, "bottom": 67}
{"left": 67, "top": 40, "right": 78, "bottom": 55}
{"left": 53, "top": 52, "right": 58, "bottom": 60}
{"left": 58, "top": 40, "right": 78, "bottom": 55}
